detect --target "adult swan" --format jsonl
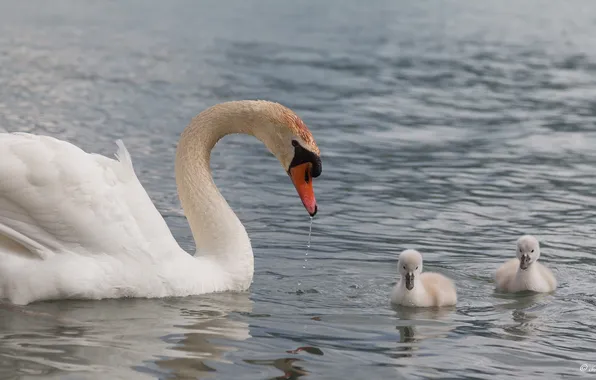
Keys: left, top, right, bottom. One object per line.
{"left": 0, "top": 100, "right": 322, "bottom": 305}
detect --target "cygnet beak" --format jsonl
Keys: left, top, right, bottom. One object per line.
{"left": 405, "top": 272, "right": 414, "bottom": 290}
{"left": 519, "top": 254, "right": 531, "bottom": 270}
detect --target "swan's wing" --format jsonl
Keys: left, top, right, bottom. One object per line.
{"left": 495, "top": 258, "right": 518, "bottom": 290}
{"left": 537, "top": 262, "right": 557, "bottom": 291}
{"left": 420, "top": 272, "right": 457, "bottom": 305}
{"left": 0, "top": 133, "right": 178, "bottom": 259}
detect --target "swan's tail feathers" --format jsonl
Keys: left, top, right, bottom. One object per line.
{"left": 115, "top": 140, "right": 134, "bottom": 172}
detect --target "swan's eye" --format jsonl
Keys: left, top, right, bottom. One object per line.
{"left": 292, "top": 140, "right": 298, "bottom": 147}
{"left": 531, "top": 249, "right": 534, "bottom": 253}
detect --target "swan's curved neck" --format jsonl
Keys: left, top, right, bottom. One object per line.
{"left": 175, "top": 102, "right": 269, "bottom": 278}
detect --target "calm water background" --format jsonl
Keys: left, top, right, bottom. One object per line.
{"left": 0, "top": 0, "right": 596, "bottom": 379}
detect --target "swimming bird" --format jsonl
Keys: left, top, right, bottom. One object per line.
{"left": 495, "top": 235, "right": 556, "bottom": 293}
{"left": 390, "top": 249, "right": 457, "bottom": 307}
{"left": 0, "top": 100, "right": 322, "bottom": 305}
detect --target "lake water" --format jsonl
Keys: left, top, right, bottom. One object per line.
{"left": 1, "top": 0, "right": 596, "bottom": 379}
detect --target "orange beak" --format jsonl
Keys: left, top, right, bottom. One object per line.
{"left": 289, "top": 162, "right": 318, "bottom": 216}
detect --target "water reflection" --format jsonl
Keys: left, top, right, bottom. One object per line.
{"left": 245, "top": 358, "right": 309, "bottom": 380}
{"left": 0, "top": 293, "right": 253, "bottom": 379}
{"left": 285, "top": 346, "right": 324, "bottom": 355}
{"left": 393, "top": 304, "right": 456, "bottom": 321}
{"left": 1, "top": 0, "right": 596, "bottom": 378}
{"left": 151, "top": 297, "right": 252, "bottom": 379}
{"left": 391, "top": 305, "right": 456, "bottom": 359}
{"left": 493, "top": 292, "right": 553, "bottom": 340}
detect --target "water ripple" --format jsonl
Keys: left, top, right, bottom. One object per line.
{"left": 1, "top": 0, "right": 596, "bottom": 379}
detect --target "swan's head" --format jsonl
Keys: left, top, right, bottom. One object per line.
{"left": 398, "top": 249, "right": 423, "bottom": 290}
{"left": 253, "top": 101, "right": 322, "bottom": 217}
{"left": 182, "top": 100, "right": 321, "bottom": 217}
{"left": 516, "top": 235, "right": 540, "bottom": 270}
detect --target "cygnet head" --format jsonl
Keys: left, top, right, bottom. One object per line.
{"left": 398, "top": 249, "right": 423, "bottom": 290}
{"left": 516, "top": 235, "right": 540, "bottom": 270}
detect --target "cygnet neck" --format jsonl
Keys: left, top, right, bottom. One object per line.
{"left": 518, "top": 262, "right": 538, "bottom": 276}
{"left": 399, "top": 277, "right": 423, "bottom": 290}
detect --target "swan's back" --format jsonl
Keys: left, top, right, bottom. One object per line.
{"left": 0, "top": 133, "right": 177, "bottom": 258}
{"left": 420, "top": 272, "right": 457, "bottom": 306}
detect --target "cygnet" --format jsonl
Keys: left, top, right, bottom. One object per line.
{"left": 495, "top": 235, "right": 557, "bottom": 293}
{"left": 390, "top": 249, "right": 457, "bottom": 307}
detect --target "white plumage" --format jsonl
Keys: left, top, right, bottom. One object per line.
{"left": 0, "top": 133, "right": 214, "bottom": 304}
{"left": 390, "top": 249, "right": 457, "bottom": 308}
{"left": 495, "top": 235, "right": 557, "bottom": 293}
{"left": 0, "top": 100, "right": 321, "bottom": 304}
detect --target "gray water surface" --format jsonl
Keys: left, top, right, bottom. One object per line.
{"left": 1, "top": 1, "right": 596, "bottom": 379}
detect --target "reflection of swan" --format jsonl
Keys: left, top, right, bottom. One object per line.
{"left": 392, "top": 304, "right": 455, "bottom": 321}
{"left": 390, "top": 305, "right": 456, "bottom": 360}
{"left": 495, "top": 235, "right": 557, "bottom": 293}
{"left": 0, "top": 293, "right": 253, "bottom": 379}
{"left": 493, "top": 292, "right": 552, "bottom": 340}
{"left": 0, "top": 100, "right": 322, "bottom": 305}
{"left": 245, "top": 358, "right": 309, "bottom": 380}
{"left": 390, "top": 250, "right": 457, "bottom": 307}
{"left": 502, "top": 309, "right": 539, "bottom": 339}
{"left": 151, "top": 294, "right": 253, "bottom": 379}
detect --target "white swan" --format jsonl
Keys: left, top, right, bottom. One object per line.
{"left": 390, "top": 249, "right": 457, "bottom": 307}
{"left": 495, "top": 235, "right": 557, "bottom": 293}
{"left": 0, "top": 100, "right": 322, "bottom": 305}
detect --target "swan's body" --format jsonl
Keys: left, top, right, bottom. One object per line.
{"left": 495, "top": 235, "right": 556, "bottom": 293}
{"left": 390, "top": 249, "right": 457, "bottom": 308}
{"left": 0, "top": 100, "right": 322, "bottom": 305}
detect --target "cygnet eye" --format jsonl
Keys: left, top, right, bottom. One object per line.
{"left": 531, "top": 249, "right": 534, "bottom": 253}
{"left": 415, "top": 266, "right": 418, "bottom": 270}
{"left": 402, "top": 265, "right": 406, "bottom": 270}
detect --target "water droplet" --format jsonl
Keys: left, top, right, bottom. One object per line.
{"left": 304, "top": 216, "right": 313, "bottom": 266}
{"left": 298, "top": 217, "right": 314, "bottom": 290}
{"left": 306, "top": 216, "right": 313, "bottom": 250}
